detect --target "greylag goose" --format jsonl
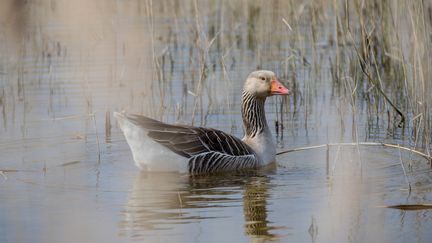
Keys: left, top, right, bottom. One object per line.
{"left": 114, "top": 70, "right": 289, "bottom": 174}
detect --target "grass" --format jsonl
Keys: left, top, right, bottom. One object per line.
{"left": 140, "top": 0, "right": 432, "bottom": 167}
{"left": 0, "top": 0, "right": 431, "bottom": 157}
{"left": 340, "top": 0, "right": 432, "bottom": 154}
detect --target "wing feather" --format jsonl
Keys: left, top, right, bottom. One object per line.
{"left": 120, "top": 114, "right": 259, "bottom": 174}
{"left": 187, "top": 152, "right": 257, "bottom": 174}
{"left": 123, "top": 114, "right": 256, "bottom": 158}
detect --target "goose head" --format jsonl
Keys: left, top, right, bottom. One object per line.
{"left": 243, "top": 70, "right": 289, "bottom": 98}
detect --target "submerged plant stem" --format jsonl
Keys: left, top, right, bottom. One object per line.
{"left": 277, "top": 142, "right": 432, "bottom": 163}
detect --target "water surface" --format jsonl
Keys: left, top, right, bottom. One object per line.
{"left": 1, "top": 1, "right": 431, "bottom": 242}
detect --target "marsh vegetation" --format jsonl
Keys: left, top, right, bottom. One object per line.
{"left": 1, "top": 0, "right": 432, "bottom": 242}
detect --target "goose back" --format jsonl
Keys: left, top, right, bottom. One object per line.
{"left": 116, "top": 113, "right": 260, "bottom": 174}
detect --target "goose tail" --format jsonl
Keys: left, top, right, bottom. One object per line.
{"left": 113, "top": 112, "right": 187, "bottom": 172}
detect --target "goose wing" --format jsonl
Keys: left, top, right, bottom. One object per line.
{"left": 122, "top": 114, "right": 259, "bottom": 174}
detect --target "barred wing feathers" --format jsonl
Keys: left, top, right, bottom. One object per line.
{"left": 123, "top": 114, "right": 259, "bottom": 174}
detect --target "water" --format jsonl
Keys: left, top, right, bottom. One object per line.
{"left": 1, "top": 1, "right": 432, "bottom": 242}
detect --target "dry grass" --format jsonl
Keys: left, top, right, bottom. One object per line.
{"left": 144, "top": 0, "right": 431, "bottom": 151}
{"left": 338, "top": 0, "right": 432, "bottom": 154}
{"left": 0, "top": 0, "right": 430, "bottom": 155}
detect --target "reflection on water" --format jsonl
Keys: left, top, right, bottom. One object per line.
{"left": 243, "top": 176, "right": 274, "bottom": 239}
{"left": 119, "top": 171, "right": 278, "bottom": 241}
{"left": 1, "top": 0, "right": 432, "bottom": 242}
{"left": 114, "top": 147, "right": 432, "bottom": 243}
{"left": 120, "top": 173, "right": 189, "bottom": 234}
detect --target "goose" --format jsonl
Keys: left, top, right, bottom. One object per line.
{"left": 114, "top": 70, "right": 289, "bottom": 175}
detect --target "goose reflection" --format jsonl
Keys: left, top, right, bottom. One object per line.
{"left": 243, "top": 176, "right": 275, "bottom": 240}
{"left": 119, "top": 170, "right": 277, "bottom": 240}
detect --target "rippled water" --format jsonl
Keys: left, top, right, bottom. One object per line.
{"left": 1, "top": 1, "right": 432, "bottom": 242}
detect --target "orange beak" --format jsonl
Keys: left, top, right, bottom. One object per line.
{"left": 270, "top": 79, "right": 290, "bottom": 95}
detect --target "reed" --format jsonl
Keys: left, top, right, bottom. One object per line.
{"left": 1, "top": 0, "right": 431, "bottom": 162}
{"left": 283, "top": 0, "right": 429, "bottom": 158}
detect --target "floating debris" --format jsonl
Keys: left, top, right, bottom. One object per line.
{"left": 382, "top": 204, "right": 432, "bottom": 211}
{"left": 58, "top": 161, "right": 80, "bottom": 167}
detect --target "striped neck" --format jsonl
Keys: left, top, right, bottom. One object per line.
{"left": 241, "top": 91, "right": 268, "bottom": 138}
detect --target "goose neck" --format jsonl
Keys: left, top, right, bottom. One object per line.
{"left": 241, "top": 91, "right": 268, "bottom": 138}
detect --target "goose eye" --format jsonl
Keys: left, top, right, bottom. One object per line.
{"left": 260, "top": 77, "right": 266, "bottom": 81}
